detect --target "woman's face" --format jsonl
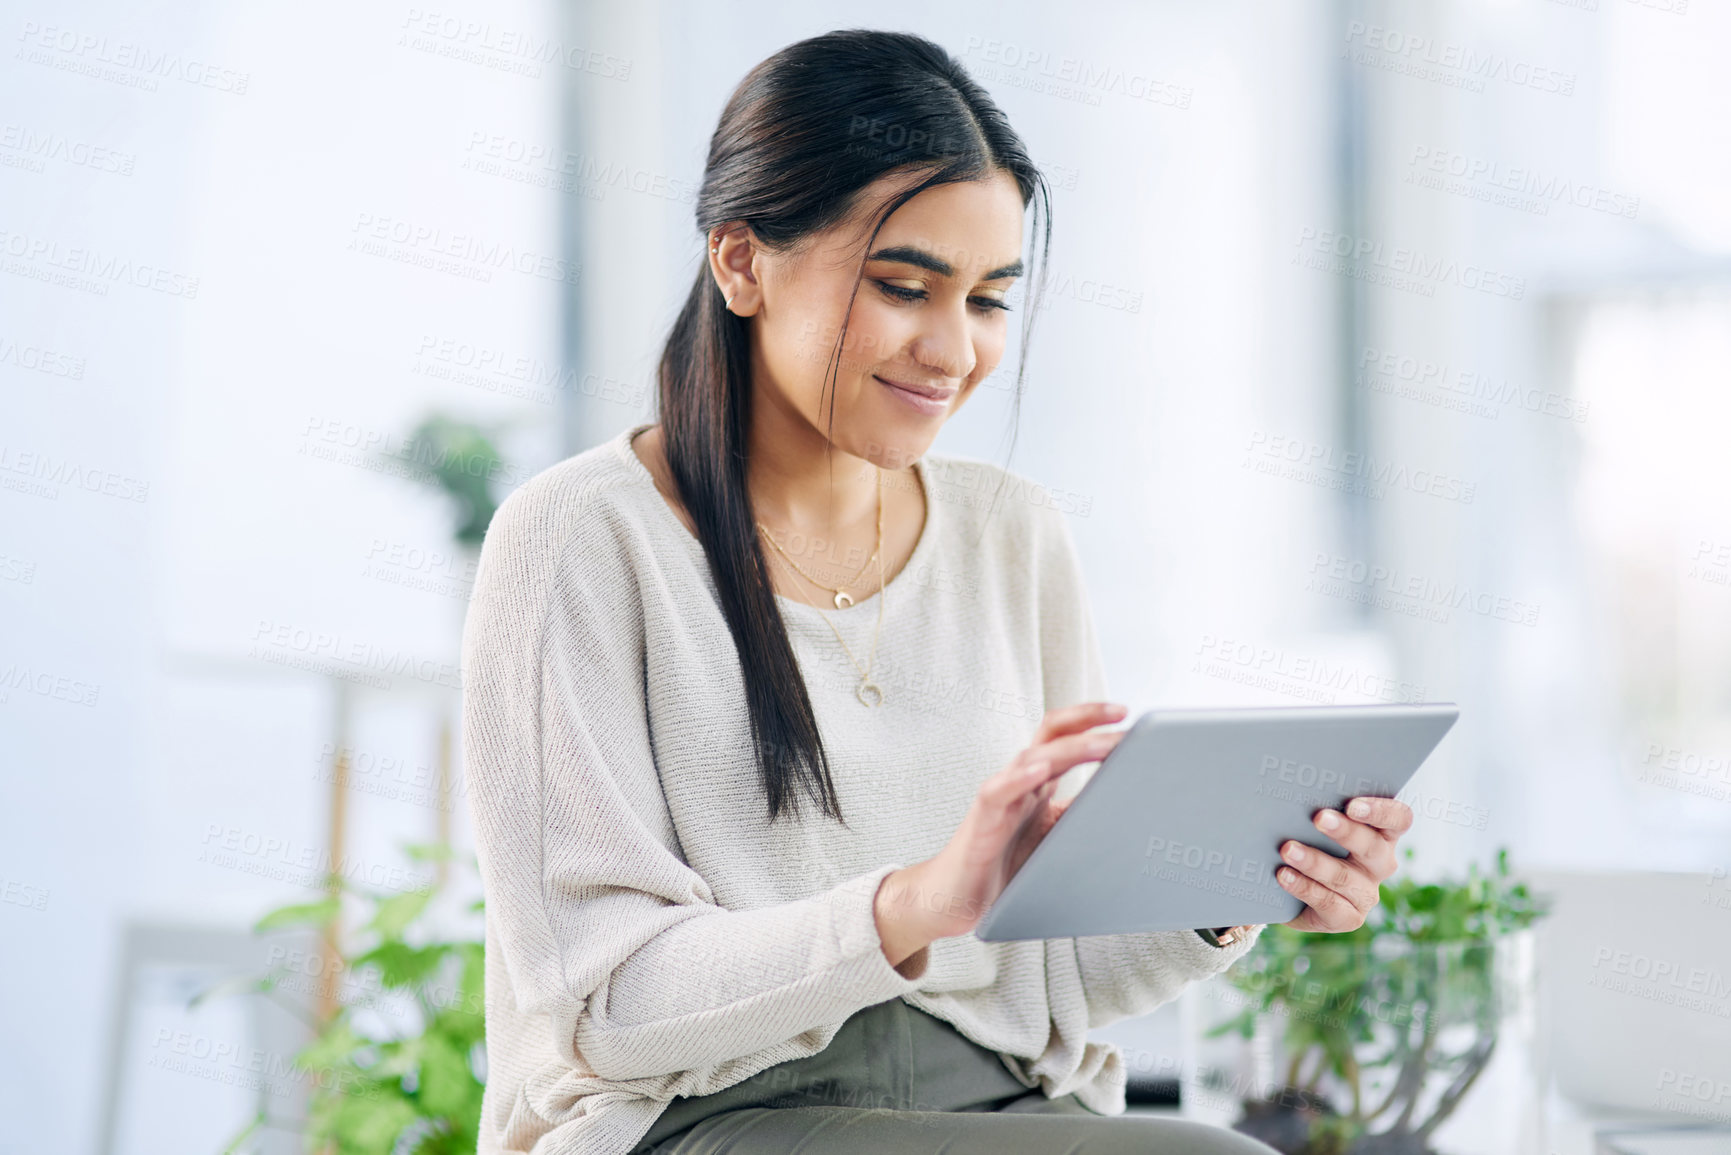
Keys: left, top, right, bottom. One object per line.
{"left": 715, "top": 167, "right": 1026, "bottom": 470}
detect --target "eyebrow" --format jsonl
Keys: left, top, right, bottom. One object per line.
{"left": 867, "top": 244, "right": 1023, "bottom": 282}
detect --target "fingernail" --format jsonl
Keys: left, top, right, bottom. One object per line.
{"left": 1349, "top": 799, "right": 1370, "bottom": 819}
{"left": 1025, "top": 760, "right": 1049, "bottom": 777}
{"left": 1285, "top": 843, "right": 1306, "bottom": 863}
{"left": 1318, "top": 810, "right": 1340, "bottom": 831}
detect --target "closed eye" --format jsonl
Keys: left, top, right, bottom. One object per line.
{"left": 875, "top": 281, "right": 1013, "bottom": 313}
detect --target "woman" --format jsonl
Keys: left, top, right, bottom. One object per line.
{"left": 461, "top": 28, "right": 1412, "bottom": 1155}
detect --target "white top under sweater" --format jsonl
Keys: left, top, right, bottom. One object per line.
{"left": 459, "top": 422, "right": 1263, "bottom": 1155}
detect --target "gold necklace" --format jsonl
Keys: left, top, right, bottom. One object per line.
{"left": 759, "top": 469, "right": 887, "bottom": 707}
{"left": 757, "top": 506, "right": 880, "bottom": 609}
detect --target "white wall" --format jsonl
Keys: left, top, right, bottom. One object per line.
{"left": 2, "top": 2, "right": 562, "bottom": 1149}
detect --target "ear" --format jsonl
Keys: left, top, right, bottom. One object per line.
{"left": 710, "top": 224, "right": 763, "bottom": 315}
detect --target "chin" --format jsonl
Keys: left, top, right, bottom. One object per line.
{"left": 850, "top": 425, "right": 934, "bottom": 472}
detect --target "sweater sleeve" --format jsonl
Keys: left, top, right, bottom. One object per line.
{"left": 1031, "top": 503, "right": 1264, "bottom": 1031}
{"left": 460, "top": 475, "right": 926, "bottom": 1086}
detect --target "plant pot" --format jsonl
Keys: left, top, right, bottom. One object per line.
{"left": 1179, "top": 928, "right": 1544, "bottom": 1155}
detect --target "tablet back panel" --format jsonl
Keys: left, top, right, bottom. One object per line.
{"left": 973, "top": 703, "right": 1459, "bottom": 941}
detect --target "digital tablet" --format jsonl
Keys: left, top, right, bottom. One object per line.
{"left": 972, "top": 702, "right": 1460, "bottom": 941}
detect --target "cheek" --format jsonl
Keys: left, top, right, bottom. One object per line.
{"left": 765, "top": 303, "right": 846, "bottom": 389}
{"left": 761, "top": 301, "right": 898, "bottom": 414}
{"left": 842, "top": 301, "right": 907, "bottom": 375}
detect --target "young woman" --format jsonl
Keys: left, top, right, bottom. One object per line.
{"left": 461, "top": 29, "right": 1413, "bottom": 1155}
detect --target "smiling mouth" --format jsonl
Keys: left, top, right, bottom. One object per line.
{"left": 875, "top": 375, "right": 958, "bottom": 403}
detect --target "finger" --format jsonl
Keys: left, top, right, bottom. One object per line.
{"left": 1031, "top": 701, "right": 1128, "bottom": 745}
{"left": 1344, "top": 796, "right": 1414, "bottom": 837}
{"left": 983, "top": 724, "right": 1129, "bottom": 841}
{"left": 1035, "top": 791, "right": 1074, "bottom": 834}
{"left": 1276, "top": 864, "right": 1366, "bottom": 932}
{"left": 1000, "top": 777, "right": 1074, "bottom": 876}
{"left": 1025, "top": 790, "right": 1071, "bottom": 844}
{"left": 1312, "top": 809, "right": 1397, "bottom": 881}
{"left": 1280, "top": 840, "right": 1378, "bottom": 913}
{"left": 1005, "top": 778, "right": 1088, "bottom": 879}
{"left": 991, "top": 727, "right": 1121, "bottom": 805}
{"left": 981, "top": 757, "right": 1068, "bottom": 818}
{"left": 1029, "top": 727, "right": 1125, "bottom": 774}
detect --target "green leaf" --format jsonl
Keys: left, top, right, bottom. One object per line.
{"left": 217, "top": 1107, "right": 268, "bottom": 1155}
{"left": 205, "top": 845, "right": 491, "bottom": 1153}
{"left": 253, "top": 896, "right": 341, "bottom": 933}
{"left": 369, "top": 888, "right": 434, "bottom": 940}
{"left": 331, "top": 1087, "right": 420, "bottom": 1155}
{"left": 416, "top": 1033, "right": 475, "bottom": 1118}
{"left": 355, "top": 941, "right": 447, "bottom": 989}
{"left": 370, "top": 1036, "right": 422, "bottom": 1080}
{"left": 398, "top": 414, "right": 509, "bottom": 547}
{"left": 296, "top": 1020, "right": 368, "bottom": 1075}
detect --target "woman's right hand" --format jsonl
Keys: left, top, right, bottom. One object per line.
{"left": 872, "top": 702, "right": 1130, "bottom": 974}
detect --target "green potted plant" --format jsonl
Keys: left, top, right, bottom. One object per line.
{"left": 200, "top": 841, "right": 486, "bottom": 1155}
{"left": 1201, "top": 848, "right": 1550, "bottom": 1155}
{"left": 397, "top": 414, "right": 510, "bottom": 549}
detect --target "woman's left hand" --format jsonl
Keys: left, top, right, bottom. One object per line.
{"left": 1277, "top": 796, "right": 1414, "bottom": 933}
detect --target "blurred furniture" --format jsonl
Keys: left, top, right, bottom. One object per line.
{"left": 1528, "top": 870, "right": 1731, "bottom": 1155}
{"left": 96, "top": 920, "right": 321, "bottom": 1155}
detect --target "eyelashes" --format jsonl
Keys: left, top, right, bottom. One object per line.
{"left": 874, "top": 280, "right": 1013, "bottom": 313}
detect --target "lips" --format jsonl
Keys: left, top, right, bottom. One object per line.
{"left": 874, "top": 375, "right": 957, "bottom": 403}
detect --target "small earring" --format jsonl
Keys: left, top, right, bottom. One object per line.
{"left": 724, "top": 294, "right": 735, "bottom": 309}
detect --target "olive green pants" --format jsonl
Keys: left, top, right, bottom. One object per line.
{"left": 630, "top": 997, "right": 1277, "bottom": 1153}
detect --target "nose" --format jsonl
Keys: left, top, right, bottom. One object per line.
{"left": 909, "top": 302, "right": 976, "bottom": 384}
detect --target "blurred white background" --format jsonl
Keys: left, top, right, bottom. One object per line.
{"left": 4, "top": 1, "right": 1729, "bottom": 1153}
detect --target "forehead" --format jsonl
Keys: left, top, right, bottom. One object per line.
{"left": 824, "top": 169, "right": 1026, "bottom": 279}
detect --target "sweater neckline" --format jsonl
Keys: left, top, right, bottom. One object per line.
{"left": 613, "top": 422, "right": 941, "bottom": 620}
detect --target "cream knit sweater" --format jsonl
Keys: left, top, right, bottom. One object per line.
{"left": 459, "top": 422, "right": 1263, "bottom": 1155}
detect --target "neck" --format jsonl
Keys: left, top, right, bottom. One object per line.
{"left": 745, "top": 388, "right": 899, "bottom": 534}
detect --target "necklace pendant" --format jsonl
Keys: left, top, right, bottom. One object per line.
{"left": 834, "top": 590, "right": 854, "bottom": 609}
{"left": 855, "top": 680, "right": 884, "bottom": 707}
